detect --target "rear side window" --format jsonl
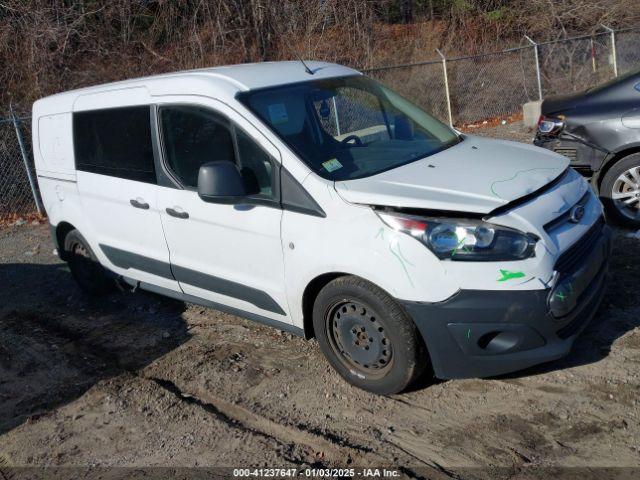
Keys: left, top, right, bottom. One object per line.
{"left": 73, "top": 106, "right": 156, "bottom": 183}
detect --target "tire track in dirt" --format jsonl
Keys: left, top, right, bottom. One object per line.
{"left": 144, "top": 375, "right": 428, "bottom": 470}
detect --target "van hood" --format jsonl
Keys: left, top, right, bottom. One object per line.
{"left": 334, "top": 135, "right": 569, "bottom": 214}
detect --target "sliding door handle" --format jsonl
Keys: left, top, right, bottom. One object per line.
{"left": 130, "top": 198, "right": 150, "bottom": 210}
{"left": 166, "top": 207, "right": 189, "bottom": 219}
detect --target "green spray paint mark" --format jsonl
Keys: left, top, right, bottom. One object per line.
{"left": 490, "top": 167, "right": 561, "bottom": 198}
{"left": 555, "top": 291, "right": 566, "bottom": 301}
{"left": 397, "top": 243, "right": 414, "bottom": 266}
{"left": 450, "top": 236, "right": 466, "bottom": 258}
{"left": 467, "top": 328, "right": 471, "bottom": 340}
{"left": 375, "top": 227, "right": 385, "bottom": 240}
{"left": 389, "top": 242, "right": 414, "bottom": 287}
{"left": 497, "top": 269, "right": 526, "bottom": 282}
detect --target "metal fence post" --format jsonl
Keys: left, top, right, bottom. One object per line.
{"left": 524, "top": 35, "right": 543, "bottom": 101}
{"left": 436, "top": 48, "right": 453, "bottom": 127}
{"left": 602, "top": 25, "right": 618, "bottom": 77}
{"left": 331, "top": 96, "right": 341, "bottom": 136}
{"left": 10, "top": 105, "right": 43, "bottom": 215}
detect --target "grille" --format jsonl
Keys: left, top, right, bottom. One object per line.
{"left": 544, "top": 190, "right": 590, "bottom": 233}
{"left": 554, "top": 217, "right": 605, "bottom": 274}
{"left": 554, "top": 148, "right": 578, "bottom": 162}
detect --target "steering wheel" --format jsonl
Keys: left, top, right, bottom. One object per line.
{"left": 340, "top": 134, "right": 364, "bottom": 146}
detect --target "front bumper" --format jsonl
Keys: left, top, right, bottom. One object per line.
{"left": 402, "top": 223, "right": 612, "bottom": 379}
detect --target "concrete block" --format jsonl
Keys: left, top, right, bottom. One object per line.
{"left": 523, "top": 100, "right": 542, "bottom": 128}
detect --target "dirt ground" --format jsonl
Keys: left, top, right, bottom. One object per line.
{"left": 1, "top": 124, "right": 639, "bottom": 479}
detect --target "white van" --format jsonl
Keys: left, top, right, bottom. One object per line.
{"left": 33, "top": 61, "right": 610, "bottom": 394}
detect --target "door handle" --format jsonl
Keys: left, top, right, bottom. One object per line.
{"left": 130, "top": 198, "right": 150, "bottom": 210}
{"left": 166, "top": 207, "right": 189, "bottom": 219}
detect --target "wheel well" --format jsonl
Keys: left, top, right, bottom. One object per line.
{"left": 596, "top": 147, "right": 640, "bottom": 191}
{"left": 55, "top": 221, "right": 76, "bottom": 260}
{"left": 301, "top": 272, "right": 346, "bottom": 339}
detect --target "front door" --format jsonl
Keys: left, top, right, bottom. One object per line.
{"left": 155, "top": 101, "right": 290, "bottom": 324}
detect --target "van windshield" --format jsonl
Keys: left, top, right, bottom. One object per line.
{"left": 238, "top": 76, "right": 460, "bottom": 181}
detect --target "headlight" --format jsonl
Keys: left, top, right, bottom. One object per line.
{"left": 377, "top": 212, "right": 537, "bottom": 261}
{"left": 537, "top": 115, "right": 565, "bottom": 135}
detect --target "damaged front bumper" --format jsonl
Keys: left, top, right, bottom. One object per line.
{"left": 400, "top": 222, "right": 611, "bottom": 380}
{"left": 534, "top": 135, "right": 608, "bottom": 177}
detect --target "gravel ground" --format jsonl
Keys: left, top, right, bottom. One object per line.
{"left": 0, "top": 124, "right": 639, "bottom": 479}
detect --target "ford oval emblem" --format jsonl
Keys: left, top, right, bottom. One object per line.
{"left": 569, "top": 205, "right": 585, "bottom": 223}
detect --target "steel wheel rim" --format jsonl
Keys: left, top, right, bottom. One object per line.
{"left": 612, "top": 166, "right": 640, "bottom": 220}
{"left": 325, "top": 300, "right": 393, "bottom": 378}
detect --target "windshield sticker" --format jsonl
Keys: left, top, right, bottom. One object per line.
{"left": 322, "top": 158, "right": 343, "bottom": 172}
{"left": 267, "top": 103, "right": 288, "bottom": 125}
{"left": 497, "top": 269, "right": 525, "bottom": 282}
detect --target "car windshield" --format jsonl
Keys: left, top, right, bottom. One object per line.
{"left": 238, "top": 75, "right": 460, "bottom": 181}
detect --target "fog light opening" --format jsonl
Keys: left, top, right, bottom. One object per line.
{"left": 478, "top": 331, "right": 520, "bottom": 353}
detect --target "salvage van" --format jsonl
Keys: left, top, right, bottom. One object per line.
{"left": 33, "top": 61, "right": 611, "bottom": 394}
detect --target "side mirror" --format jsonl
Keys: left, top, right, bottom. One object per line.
{"left": 197, "top": 161, "right": 247, "bottom": 203}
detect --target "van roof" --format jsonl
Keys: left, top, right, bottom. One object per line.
{"left": 33, "top": 61, "right": 361, "bottom": 112}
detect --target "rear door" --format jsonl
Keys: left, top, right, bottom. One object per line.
{"left": 73, "top": 91, "right": 179, "bottom": 292}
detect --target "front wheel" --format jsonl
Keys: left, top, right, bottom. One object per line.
{"left": 312, "top": 276, "right": 428, "bottom": 395}
{"left": 600, "top": 153, "right": 640, "bottom": 227}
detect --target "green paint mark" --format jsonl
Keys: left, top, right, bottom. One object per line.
{"left": 450, "top": 236, "right": 466, "bottom": 258}
{"left": 555, "top": 291, "right": 566, "bottom": 301}
{"left": 490, "top": 167, "right": 561, "bottom": 199}
{"left": 375, "top": 227, "right": 385, "bottom": 240}
{"left": 497, "top": 269, "right": 526, "bottom": 282}
{"left": 467, "top": 328, "right": 471, "bottom": 340}
{"left": 397, "top": 243, "right": 414, "bottom": 266}
{"left": 389, "top": 242, "right": 414, "bottom": 288}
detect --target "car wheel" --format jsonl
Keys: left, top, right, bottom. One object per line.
{"left": 312, "top": 275, "right": 428, "bottom": 395}
{"left": 64, "top": 229, "right": 114, "bottom": 295}
{"left": 601, "top": 153, "right": 640, "bottom": 227}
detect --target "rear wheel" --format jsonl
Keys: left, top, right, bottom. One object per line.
{"left": 312, "top": 276, "right": 427, "bottom": 395}
{"left": 64, "top": 229, "right": 114, "bottom": 295}
{"left": 601, "top": 153, "right": 640, "bottom": 227}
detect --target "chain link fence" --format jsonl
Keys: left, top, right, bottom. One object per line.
{"left": 1, "top": 26, "right": 640, "bottom": 224}
{"left": 366, "top": 60, "right": 449, "bottom": 122}
{"left": 537, "top": 32, "right": 616, "bottom": 95}
{"left": 0, "top": 114, "right": 40, "bottom": 225}
{"left": 616, "top": 28, "right": 640, "bottom": 76}
{"left": 366, "top": 26, "right": 640, "bottom": 126}
{"left": 446, "top": 47, "right": 540, "bottom": 125}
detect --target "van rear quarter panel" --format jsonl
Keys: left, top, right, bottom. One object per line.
{"left": 32, "top": 100, "right": 83, "bottom": 233}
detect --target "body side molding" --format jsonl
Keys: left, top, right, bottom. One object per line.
{"left": 100, "top": 244, "right": 286, "bottom": 315}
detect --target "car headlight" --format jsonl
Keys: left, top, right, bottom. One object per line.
{"left": 376, "top": 212, "right": 537, "bottom": 261}
{"left": 537, "top": 115, "right": 565, "bottom": 136}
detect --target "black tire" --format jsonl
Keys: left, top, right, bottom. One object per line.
{"left": 63, "top": 229, "right": 114, "bottom": 295}
{"left": 312, "top": 276, "right": 427, "bottom": 395}
{"left": 600, "top": 153, "right": 640, "bottom": 228}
